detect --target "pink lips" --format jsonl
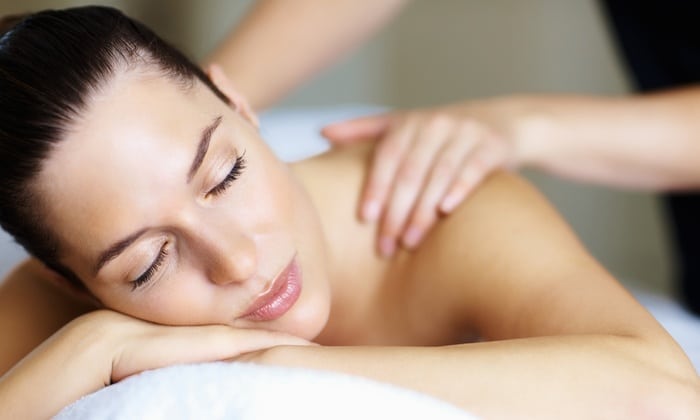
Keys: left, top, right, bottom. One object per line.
{"left": 240, "top": 258, "right": 302, "bottom": 322}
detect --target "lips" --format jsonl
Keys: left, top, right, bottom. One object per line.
{"left": 240, "top": 257, "right": 302, "bottom": 322}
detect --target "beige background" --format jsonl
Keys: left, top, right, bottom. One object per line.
{"left": 0, "top": 0, "right": 675, "bottom": 293}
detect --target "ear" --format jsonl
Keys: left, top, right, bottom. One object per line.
{"left": 205, "top": 63, "right": 260, "bottom": 129}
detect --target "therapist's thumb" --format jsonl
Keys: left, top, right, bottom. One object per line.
{"left": 321, "top": 114, "right": 392, "bottom": 144}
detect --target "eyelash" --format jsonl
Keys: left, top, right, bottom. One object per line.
{"left": 207, "top": 153, "right": 247, "bottom": 197}
{"left": 131, "top": 244, "right": 168, "bottom": 290}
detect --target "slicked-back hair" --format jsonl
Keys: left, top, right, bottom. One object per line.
{"left": 0, "top": 6, "right": 229, "bottom": 288}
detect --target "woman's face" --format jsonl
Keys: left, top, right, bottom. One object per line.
{"left": 37, "top": 70, "right": 331, "bottom": 339}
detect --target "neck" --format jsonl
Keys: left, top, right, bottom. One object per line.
{"left": 289, "top": 145, "right": 388, "bottom": 344}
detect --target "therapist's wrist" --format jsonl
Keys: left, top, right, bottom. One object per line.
{"left": 508, "top": 95, "right": 561, "bottom": 170}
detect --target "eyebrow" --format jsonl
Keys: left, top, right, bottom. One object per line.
{"left": 187, "top": 115, "right": 223, "bottom": 183}
{"left": 94, "top": 115, "right": 223, "bottom": 275}
{"left": 95, "top": 228, "right": 149, "bottom": 275}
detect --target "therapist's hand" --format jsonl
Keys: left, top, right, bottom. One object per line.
{"left": 322, "top": 100, "right": 533, "bottom": 257}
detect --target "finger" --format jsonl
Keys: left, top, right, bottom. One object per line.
{"left": 360, "top": 117, "right": 417, "bottom": 223}
{"left": 378, "top": 117, "right": 452, "bottom": 256}
{"left": 321, "top": 113, "right": 392, "bottom": 144}
{"left": 439, "top": 144, "right": 503, "bottom": 214}
{"left": 401, "top": 132, "right": 479, "bottom": 249}
{"left": 112, "top": 325, "right": 309, "bottom": 382}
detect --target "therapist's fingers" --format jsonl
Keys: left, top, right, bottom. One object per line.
{"left": 359, "top": 117, "right": 417, "bottom": 222}
{"left": 439, "top": 137, "right": 508, "bottom": 214}
{"left": 321, "top": 113, "right": 392, "bottom": 143}
{"left": 400, "top": 128, "right": 479, "bottom": 249}
{"left": 377, "top": 116, "right": 453, "bottom": 256}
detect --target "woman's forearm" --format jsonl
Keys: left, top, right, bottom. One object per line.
{"left": 205, "top": 0, "right": 407, "bottom": 110}
{"left": 515, "top": 87, "right": 700, "bottom": 190}
{"left": 0, "top": 309, "right": 314, "bottom": 419}
{"left": 261, "top": 335, "right": 700, "bottom": 419}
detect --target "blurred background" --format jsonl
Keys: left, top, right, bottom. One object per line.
{"left": 0, "top": 0, "right": 674, "bottom": 294}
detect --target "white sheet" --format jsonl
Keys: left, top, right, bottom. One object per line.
{"left": 634, "top": 290, "right": 700, "bottom": 373}
{"left": 259, "top": 104, "right": 385, "bottom": 162}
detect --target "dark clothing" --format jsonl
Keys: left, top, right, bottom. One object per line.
{"left": 601, "top": 0, "right": 700, "bottom": 314}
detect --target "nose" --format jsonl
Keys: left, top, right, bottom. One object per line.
{"left": 204, "top": 231, "right": 258, "bottom": 286}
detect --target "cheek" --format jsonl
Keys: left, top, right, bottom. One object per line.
{"left": 105, "top": 271, "right": 227, "bottom": 325}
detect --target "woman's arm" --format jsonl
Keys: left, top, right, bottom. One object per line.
{"left": 0, "top": 309, "right": 312, "bottom": 419}
{"left": 258, "top": 338, "right": 698, "bottom": 419}
{"left": 0, "top": 262, "right": 312, "bottom": 418}
{"left": 204, "top": 0, "right": 407, "bottom": 110}
{"left": 241, "top": 172, "right": 700, "bottom": 419}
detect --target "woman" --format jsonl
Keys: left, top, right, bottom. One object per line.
{"left": 0, "top": 7, "right": 697, "bottom": 419}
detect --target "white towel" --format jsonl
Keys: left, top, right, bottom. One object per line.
{"left": 54, "top": 362, "right": 477, "bottom": 420}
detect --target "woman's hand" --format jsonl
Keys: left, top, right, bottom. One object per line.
{"left": 82, "top": 310, "right": 313, "bottom": 383}
{"left": 322, "top": 99, "right": 537, "bottom": 257}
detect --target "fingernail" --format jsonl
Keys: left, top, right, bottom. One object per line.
{"left": 379, "top": 236, "right": 396, "bottom": 258}
{"left": 403, "top": 227, "right": 423, "bottom": 249}
{"left": 363, "top": 200, "right": 380, "bottom": 222}
{"left": 440, "top": 194, "right": 460, "bottom": 214}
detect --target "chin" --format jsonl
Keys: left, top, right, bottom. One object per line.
{"left": 283, "top": 286, "right": 331, "bottom": 340}
{"left": 231, "top": 267, "right": 331, "bottom": 340}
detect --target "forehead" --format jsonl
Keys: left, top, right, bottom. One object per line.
{"left": 38, "top": 73, "right": 224, "bottom": 266}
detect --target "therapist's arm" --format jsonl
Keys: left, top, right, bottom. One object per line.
{"left": 320, "top": 86, "right": 700, "bottom": 253}
{"left": 327, "top": 86, "right": 700, "bottom": 194}
{"left": 514, "top": 86, "right": 700, "bottom": 190}
{"left": 205, "top": 0, "right": 407, "bottom": 110}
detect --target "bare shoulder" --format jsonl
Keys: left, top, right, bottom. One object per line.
{"left": 293, "top": 142, "right": 373, "bottom": 180}
{"left": 293, "top": 147, "right": 663, "bottom": 347}
{"left": 0, "top": 258, "right": 96, "bottom": 375}
{"left": 400, "top": 171, "right": 663, "bottom": 342}
{"left": 292, "top": 143, "right": 375, "bottom": 244}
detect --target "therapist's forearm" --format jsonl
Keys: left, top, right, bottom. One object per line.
{"left": 205, "top": 0, "right": 407, "bottom": 110}
{"left": 516, "top": 87, "right": 700, "bottom": 190}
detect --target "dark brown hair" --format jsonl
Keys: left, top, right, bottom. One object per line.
{"left": 0, "top": 6, "right": 229, "bottom": 288}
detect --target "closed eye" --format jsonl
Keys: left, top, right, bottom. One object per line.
{"left": 131, "top": 243, "right": 168, "bottom": 291}
{"left": 207, "top": 152, "right": 246, "bottom": 198}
